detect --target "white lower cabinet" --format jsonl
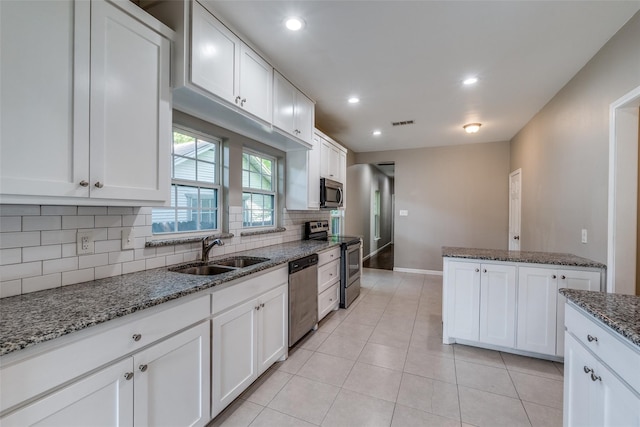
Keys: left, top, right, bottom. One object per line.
{"left": 563, "top": 311, "right": 640, "bottom": 427}
{"left": 479, "top": 264, "right": 516, "bottom": 347}
{"left": 444, "top": 261, "right": 481, "bottom": 341}
{"left": 517, "top": 267, "right": 559, "bottom": 355}
{"left": 212, "top": 283, "right": 287, "bottom": 417}
{"left": 1, "top": 321, "right": 210, "bottom": 427}
{"left": 317, "top": 247, "right": 341, "bottom": 322}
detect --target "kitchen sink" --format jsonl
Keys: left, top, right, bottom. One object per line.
{"left": 169, "top": 256, "right": 270, "bottom": 276}
{"left": 212, "top": 256, "right": 270, "bottom": 268}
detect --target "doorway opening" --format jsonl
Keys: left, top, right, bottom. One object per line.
{"left": 361, "top": 162, "right": 395, "bottom": 270}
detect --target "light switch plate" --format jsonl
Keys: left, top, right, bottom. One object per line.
{"left": 399, "top": 210, "right": 409, "bottom": 216}
{"left": 77, "top": 231, "right": 94, "bottom": 255}
{"left": 121, "top": 228, "right": 135, "bottom": 250}
{"left": 581, "top": 229, "right": 588, "bottom": 244}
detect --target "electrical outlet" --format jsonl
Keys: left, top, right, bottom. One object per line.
{"left": 581, "top": 229, "right": 588, "bottom": 244}
{"left": 77, "top": 231, "right": 94, "bottom": 255}
{"left": 121, "top": 228, "right": 135, "bottom": 250}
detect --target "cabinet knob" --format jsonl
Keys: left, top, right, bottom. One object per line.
{"left": 561, "top": 275, "right": 566, "bottom": 280}
{"left": 94, "top": 181, "right": 104, "bottom": 188}
{"left": 260, "top": 303, "right": 265, "bottom": 308}
{"left": 513, "top": 235, "right": 520, "bottom": 240}
{"left": 79, "top": 180, "right": 89, "bottom": 187}
{"left": 139, "top": 364, "right": 148, "bottom": 372}
{"left": 590, "top": 372, "right": 602, "bottom": 382}
{"left": 587, "top": 334, "right": 598, "bottom": 343}
{"left": 124, "top": 372, "right": 134, "bottom": 381}
{"left": 552, "top": 275, "right": 557, "bottom": 279}
{"left": 483, "top": 269, "right": 487, "bottom": 273}
{"left": 583, "top": 366, "right": 593, "bottom": 374}
{"left": 241, "top": 98, "right": 247, "bottom": 106}
{"left": 132, "top": 333, "right": 142, "bottom": 342}
{"left": 255, "top": 306, "right": 260, "bottom": 311}
{"left": 235, "top": 96, "right": 241, "bottom": 104}
{"left": 475, "top": 268, "right": 480, "bottom": 273}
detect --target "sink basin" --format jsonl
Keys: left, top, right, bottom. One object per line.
{"left": 172, "top": 265, "right": 236, "bottom": 276}
{"left": 213, "top": 256, "right": 270, "bottom": 268}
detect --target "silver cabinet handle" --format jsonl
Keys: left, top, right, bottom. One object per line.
{"left": 132, "top": 334, "right": 142, "bottom": 342}
{"left": 241, "top": 98, "right": 247, "bottom": 106}
{"left": 584, "top": 366, "right": 593, "bottom": 374}
{"left": 483, "top": 269, "right": 487, "bottom": 273}
{"left": 124, "top": 372, "right": 134, "bottom": 380}
{"left": 561, "top": 275, "right": 566, "bottom": 280}
{"left": 235, "top": 96, "right": 241, "bottom": 104}
{"left": 94, "top": 181, "right": 104, "bottom": 188}
{"left": 475, "top": 268, "right": 480, "bottom": 273}
{"left": 587, "top": 334, "right": 598, "bottom": 342}
{"left": 260, "top": 303, "right": 265, "bottom": 308}
{"left": 139, "top": 364, "right": 148, "bottom": 372}
{"left": 591, "top": 372, "right": 602, "bottom": 382}
{"left": 79, "top": 180, "right": 89, "bottom": 187}
{"left": 255, "top": 306, "right": 260, "bottom": 311}
{"left": 513, "top": 235, "right": 520, "bottom": 240}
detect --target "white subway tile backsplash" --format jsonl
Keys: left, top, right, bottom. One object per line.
{"left": 41, "top": 206, "right": 77, "bottom": 216}
{"left": 41, "top": 230, "right": 77, "bottom": 245}
{"left": 43, "top": 257, "right": 79, "bottom": 275}
{"left": 62, "top": 215, "right": 94, "bottom": 230}
{"left": 134, "top": 248, "right": 157, "bottom": 260}
{"left": 109, "top": 251, "right": 134, "bottom": 264}
{"left": 107, "top": 207, "right": 134, "bottom": 215}
{"left": 0, "top": 280, "right": 22, "bottom": 298}
{"left": 0, "top": 248, "right": 21, "bottom": 265}
{"left": 78, "top": 253, "right": 109, "bottom": 269}
{"left": 145, "top": 257, "right": 166, "bottom": 269}
{"left": 23, "top": 216, "right": 61, "bottom": 231}
{"left": 166, "top": 253, "right": 184, "bottom": 265}
{"left": 0, "top": 217, "right": 21, "bottom": 232}
{"left": 156, "top": 246, "right": 175, "bottom": 256}
{"left": 22, "top": 273, "right": 61, "bottom": 293}
{"left": 94, "top": 240, "right": 121, "bottom": 254}
{"left": 95, "top": 215, "right": 122, "bottom": 228}
{"left": 95, "top": 264, "right": 122, "bottom": 280}
{"left": 123, "top": 214, "right": 146, "bottom": 227}
{"left": 62, "top": 268, "right": 95, "bottom": 286}
{"left": 77, "top": 206, "right": 108, "bottom": 215}
{"left": 122, "top": 259, "right": 145, "bottom": 274}
{"left": 62, "top": 243, "right": 77, "bottom": 258}
{"left": 0, "top": 232, "right": 40, "bottom": 249}
{"left": 0, "top": 205, "right": 40, "bottom": 216}
{"left": 0, "top": 261, "right": 42, "bottom": 281}
{"left": 23, "top": 245, "right": 62, "bottom": 262}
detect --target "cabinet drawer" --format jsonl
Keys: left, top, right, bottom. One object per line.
{"left": 212, "top": 267, "right": 288, "bottom": 314}
{"left": 0, "top": 295, "right": 210, "bottom": 413}
{"left": 318, "top": 247, "right": 340, "bottom": 266}
{"left": 318, "top": 259, "right": 340, "bottom": 293}
{"left": 318, "top": 283, "right": 339, "bottom": 321}
{"left": 565, "top": 304, "right": 640, "bottom": 392}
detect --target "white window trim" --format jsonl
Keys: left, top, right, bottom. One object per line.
{"left": 242, "top": 148, "right": 277, "bottom": 230}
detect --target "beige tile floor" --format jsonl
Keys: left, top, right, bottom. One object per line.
{"left": 209, "top": 269, "right": 564, "bottom": 427}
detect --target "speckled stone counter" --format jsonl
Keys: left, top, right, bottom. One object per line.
{"left": 0, "top": 240, "right": 338, "bottom": 357}
{"left": 559, "top": 288, "right": 640, "bottom": 349}
{"left": 443, "top": 246, "right": 606, "bottom": 269}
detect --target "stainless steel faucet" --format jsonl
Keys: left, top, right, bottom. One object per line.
{"left": 201, "top": 236, "right": 224, "bottom": 261}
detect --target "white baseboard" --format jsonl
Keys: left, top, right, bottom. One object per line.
{"left": 393, "top": 267, "right": 443, "bottom": 276}
{"left": 362, "top": 241, "right": 392, "bottom": 261}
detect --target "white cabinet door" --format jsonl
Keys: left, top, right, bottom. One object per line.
{"left": 601, "top": 361, "right": 640, "bottom": 427}
{"left": 257, "top": 284, "right": 287, "bottom": 375}
{"left": 320, "top": 139, "right": 341, "bottom": 180}
{"left": 0, "top": 0, "right": 90, "bottom": 199}
{"left": 190, "top": 1, "right": 239, "bottom": 103}
{"left": 294, "top": 91, "right": 314, "bottom": 144}
{"left": 556, "top": 269, "right": 601, "bottom": 356}
{"left": 238, "top": 45, "right": 272, "bottom": 122}
{"left": 212, "top": 298, "right": 258, "bottom": 417}
{"left": 133, "top": 322, "right": 210, "bottom": 427}
{"left": 273, "top": 71, "right": 296, "bottom": 135}
{"left": 564, "top": 333, "right": 600, "bottom": 427}
{"left": 0, "top": 358, "right": 133, "bottom": 427}
{"left": 479, "top": 264, "right": 516, "bottom": 347}
{"left": 339, "top": 150, "right": 347, "bottom": 185}
{"left": 89, "top": 0, "right": 171, "bottom": 203}
{"left": 517, "top": 267, "right": 558, "bottom": 355}
{"left": 445, "top": 261, "right": 481, "bottom": 341}
{"left": 307, "top": 133, "right": 321, "bottom": 209}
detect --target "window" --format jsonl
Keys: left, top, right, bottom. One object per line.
{"left": 242, "top": 150, "right": 276, "bottom": 228}
{"left": 152, "top": 129, "right": 220, "bottom": 234}
{"left": 330, "top": 210, "right": 343, "bottom": 235}
{"left": 374, "top": 190, "right": 381, "bottom": 240}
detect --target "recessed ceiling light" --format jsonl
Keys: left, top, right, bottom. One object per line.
{"left": 285, "top": 17, "right": 304, "bottom": 31}
{"left": 463, "top": 77, "right": 478, "bottom": 86}
{"left": 373, "top": 130, "right": 382, "bottom": 136}
{"left": 463, "top": 123, "right": 482, "bottom": 133}
{"left": 348, "top": 97, "right": 360, "bottom": 104}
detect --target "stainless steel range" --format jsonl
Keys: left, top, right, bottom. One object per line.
{"left": 305, "top": 221, "right": 362, "bottom": 308}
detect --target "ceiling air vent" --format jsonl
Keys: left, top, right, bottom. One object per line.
{"left": 391, "top": 120, "right": 414, "bottom": 126}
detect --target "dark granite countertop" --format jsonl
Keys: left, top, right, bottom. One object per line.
{"left": 0, "top": 240, "right": 338, "bottom": 357}
{"left": 559, "top": 289, "right": 640, "bottom": 349}
{"left": 442, "top": 246, "right": 606, "bottom": 269}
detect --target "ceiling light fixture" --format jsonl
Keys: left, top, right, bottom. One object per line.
{"left": 463, "top": 77, "right": 478, "bottom": 86}
{"left": 348, "top": 97, "right": 360, "bottom": 104}
{"left": 373, "top": 130, "right": 382, "bottom": 136}
{"left": 463, "top": 123, "right": 482, "bottom": 133}
{"left": 285, "top": 17, "right": 304, "bottom": 31}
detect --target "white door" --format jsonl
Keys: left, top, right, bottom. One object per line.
{"left": 238, "top": 44, "right": 272, "bottom": 122}
{"left": 133, "top": 322, "right": 210, "bottom": 427}
{"left": 517, "top": 267, "right": 558, "bottom": 355}
{"left": 509, "top": 169, "right": 522, "bottom": 250}
{"left": 89, "top": 0, "right": 171, "bottom": 204}
{"left": 0, "top": 359, "right": 133, "bottom": 427}
{"left": 479, "top": 264, "right": 517, "bottom": 347}
{"left": 445, "top": 261, "right": 481, "bottom": 341}
{"left": 0, "top": 0, "right": 90, "bottom": 199}
{"left": 257, "top": 285, "right": 288, "bottom": 375}
{"left": 212, "top": 299, "right": 258, "bottom": 417}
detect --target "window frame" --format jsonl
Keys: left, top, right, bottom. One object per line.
{"left": 151, "top": 126, "right": 222, "bottom": 236}
{"left": 242, "top": 148, "right": 277, "bottom": 230}
{"left": 374, "top": 190, "right": 381, "bottom": 240}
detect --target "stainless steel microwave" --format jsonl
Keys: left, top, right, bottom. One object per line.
{"left": 320, "top": 178, "right": 343, "bottom": 209}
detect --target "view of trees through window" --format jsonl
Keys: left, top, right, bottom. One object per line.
{"left": 242, "top": 151, "right": 275, "bottom": 227}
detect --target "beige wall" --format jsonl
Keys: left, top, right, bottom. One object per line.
{"left": 510, "top": 11, "right": 640, "bottom": 265}
{"left": 351, "top": 141, "right": 510, "bottom": 271}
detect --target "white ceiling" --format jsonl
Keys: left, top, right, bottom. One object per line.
{"left": 204, "top": 1, "right": 640, "bottom": 153}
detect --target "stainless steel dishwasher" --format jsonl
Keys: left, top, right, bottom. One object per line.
{"left": 288, "top": 253, "right": 319, "bottom": 347}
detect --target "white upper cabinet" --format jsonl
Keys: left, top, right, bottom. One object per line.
{"left": 191, "top": 2, "right": 272, "bottom": 123}
{"left": 0, "top": 0, "right": 172, "bottom": 206}
{"left": 273, "top": 71, "right": 314, "bottom": 145}
{"left": 319, "top": 133, "right": 347, "bottom": 184}
{"left": 285, "top": 132, "right": 321, "bottom": 210}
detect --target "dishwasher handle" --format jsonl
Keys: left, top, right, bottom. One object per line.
{"left": 289, "top": 254, "right": 319, "bottom": 274}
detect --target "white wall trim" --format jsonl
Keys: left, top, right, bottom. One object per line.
{"left": 393, "top": 267, "right": 443, "bottom": 276}
{"left": 608, "top": 84, "right": 640, "bottom": 294}
{"left": 362, "top": 241, "right": 391, "bottom": 261}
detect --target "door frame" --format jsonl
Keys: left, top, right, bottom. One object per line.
{"left": 607, "top": 84, "right": 640, "bottom": 294}
{"left": 509, "top": 168, "right": 522, "bottom": 251}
